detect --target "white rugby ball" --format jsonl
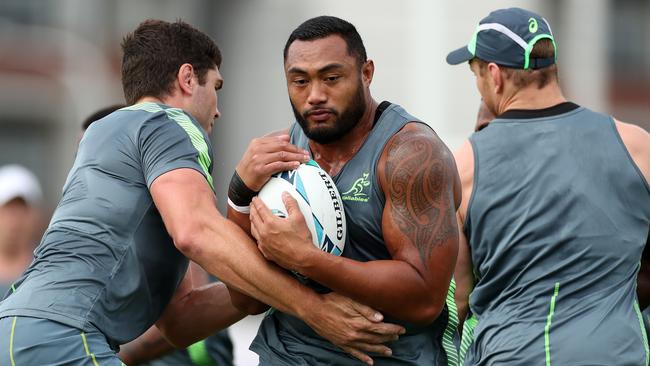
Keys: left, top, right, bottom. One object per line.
{"left": 258, "top": 160, "right": 346, "bottom": 257}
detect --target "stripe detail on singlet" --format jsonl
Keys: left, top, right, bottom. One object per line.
{"left": 634, "top": 301, "right": 650, "bottom": 366}
{"left": 164, "top": 108, "right": 214, "bottom": 190}
{"left": 80, "top": 332, "right": 100, "bottom": 366}
{"left": 544, "top": 282, "right": 560, "bottom": 366}
{"left": 459, "top": 313, "right": 478, "bottom": 363}
{"left": 9, "top": 316, "right": 17, "bottom": 366}
{"left": 122, "top": 102, "right": 214, "bottom": 190}
{"left": 442, "top": 279, "right": 460, "bottom": 366}
{"left": 10, "top": 284, "right": 15, "bottom": 293}
{"left": 188, "top": 339, "right": 217, "bottom": 366}
{"left": 121, "top": 102, "right": 164, "bottom": 114}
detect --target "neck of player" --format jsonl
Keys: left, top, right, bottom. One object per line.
{"left": 499, "top": 81, "right": 566, "bottom": 115}
{"left": 309, "top": 98, "right": 379, "bottom": 177}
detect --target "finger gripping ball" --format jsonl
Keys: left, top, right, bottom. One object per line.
{"left": 258, "top": 160, "right": 346, "bottom": 257}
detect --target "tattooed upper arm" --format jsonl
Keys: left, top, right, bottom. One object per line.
{"left": 379, "top": 123, "right": 461, "bottom": 269}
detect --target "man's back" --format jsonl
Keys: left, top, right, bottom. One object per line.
{"left": 0, "top": 102, "right": 214, "bottom": 347}
{"left": 463, "top": 104, "right": 650, "bottom": 365}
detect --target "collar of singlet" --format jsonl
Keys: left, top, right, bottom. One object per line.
{"left": 498, "top": 102, "right": 580, "bottom": 120}
{"left": 373, "top": 101, "right": 392, "bottom": 127}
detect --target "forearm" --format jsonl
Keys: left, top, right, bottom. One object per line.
{"left": 227, "top": 206, "right": 252, "bottom": 234}
{"left": 454, "top": 220, "right": 474, "bottom": 328}
{"left": 118, "top": 326, "right": 176, "bottom": 365}
{"left": 298, "top": 254, "right": 448, "bottom": 324}
{"left": 224, "top": 207, "right": 270, "bottom": 313}
{"left": 227, "top": 285, "right": 270, "bottom": 314}
{"left": 185, "top": 217, "right": 319, "bottom": 320}
{"left": 455, "top": 288, "right": 470, "bottom": 333}
{"left": 156, "top": 282, "right": 245, "bottom": 348}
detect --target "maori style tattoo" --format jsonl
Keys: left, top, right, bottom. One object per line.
{"left": 384, "top": 129, "right": 458, "bottom": 267}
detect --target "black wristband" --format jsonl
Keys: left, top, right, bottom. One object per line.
{"left": 228, "top": 170, "right": 258, "bottom": 206}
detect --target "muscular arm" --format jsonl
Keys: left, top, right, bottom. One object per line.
{"left": 152, "top": 168, "right": 404, "bottom": 364}
{"left": 455, "top": 215, "right": 473, "bottom": 329}
{"left": 254, "top": 123, "right": 460, "bottom": 324}
{"left": 226, "top": 206, "right": 271, "bottom": 315}
{"left": 119, "top": 263, "right": 238, "bottom": 362}
{"left": 453, "top": 139, "right": 476, "bottom": 329}
{"left": 374, "top": 123, "right": 460, "bottom": 323}
{"left": 151, "top": 169, "right": 321, "bottom": 327}
{"left": 616, "top": 121, "right": 650, "bottom": 309}
{"left": 226, "top": 129, "right": 292, "bottom": 314}
{"left": 155, "top": 278, "right": 244, "bottom": 348}
{"left": 119, "top": 325, "right": 176, "bottom": 365}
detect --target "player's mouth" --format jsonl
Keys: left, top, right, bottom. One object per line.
{"left": 307, "top": 109, "right": 334, "bottom": 122}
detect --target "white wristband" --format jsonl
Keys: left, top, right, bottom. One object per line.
{"left": 227, "top": 198, "right": 250, "bottom": 214}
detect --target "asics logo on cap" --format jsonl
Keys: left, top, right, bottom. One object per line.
{"left": 528, "top": 18, "right": 538, "bottom": 33}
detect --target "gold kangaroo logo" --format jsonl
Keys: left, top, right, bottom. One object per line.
{"left": 343, "top": 172, "right": 370, "bottom": 197}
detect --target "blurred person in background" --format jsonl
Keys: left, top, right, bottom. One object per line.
{"left": 0, "top": 18, "right": 402, "bottom": 366}
{"left": 78, "top": 104, "right": 126, "bottom": 142}
{"left": 449, "top": 7, "right": 650, "bottom": 365}
{"left": 227, "top": 15, "right": 460, "bottom": 366}
{"left": 81, "top": 104, "right": 235, "bottom": 366}
{"left": 0, "top": 165, "right": 43, "bottom": 297}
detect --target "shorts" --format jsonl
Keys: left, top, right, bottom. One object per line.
{"left": 0, "top": 316, "right": 124, "bottom": 366}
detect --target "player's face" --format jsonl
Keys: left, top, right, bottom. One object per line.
{"left": 0, "top": 198, "right": 38, "bottom": 252}
{"left": 285, "top": 35, "right": 368, "bottom": 144}
{"left": 192, "top": 67, "right": 223, "bottom": 134}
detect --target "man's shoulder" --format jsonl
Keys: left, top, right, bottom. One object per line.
{"left": 121, "top": 103, "right": 195, "bottom": 128}
{"left": 387, "top": 122, "right": 445, "bottom": 154}
{"left": 614, "top": 119, "right": 650, "bottom": 183}
{"left": 382, "top": 118, "right": 433, "bottom": 142}
{"left": 133, "top": 105, "right": 210, "bottom": 145}
{"left": 615, "top": 120, "right": 650, "bottom": 145}
{"left": 379, "top": 121, "right": 457, "bottom": 185}
{"left": 614, "top": 120, "right": 650, "bottom": 159}
{"left": 382, "top": 102, "right": 424, "bottom": 124}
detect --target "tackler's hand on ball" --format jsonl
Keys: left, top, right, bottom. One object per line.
{"left": 250, "top": 192, "right": 315, "bottom": 271}
{"left": 236, "top": 134, "right": 311, "bottom": 191}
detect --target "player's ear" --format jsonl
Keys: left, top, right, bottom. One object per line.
{"left": 177, "top": 63, "right": 195, "bottom": 96}
{"left": 487, "top": 63, "right": 503, "bottom": 94}
{"left": 361, "top": 59, "right": 374, "bottom": 87}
